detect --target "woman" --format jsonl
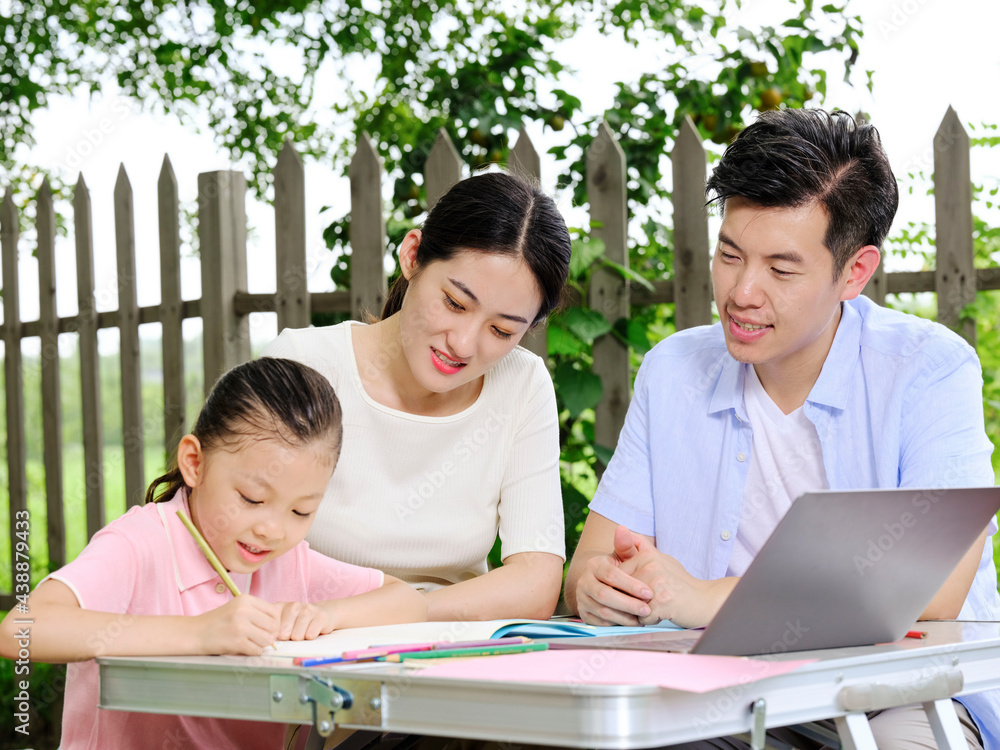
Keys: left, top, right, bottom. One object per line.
{"left": 263, "top": 171, "right": 571, "bottom": 620}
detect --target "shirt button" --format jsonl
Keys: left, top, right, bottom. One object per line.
{"left": 216, "top": 583, "right": 227, "bottom": 594}
{"left": 736, "top": 452, "right": 747, "bottom": 462}
{"left": 721, "top": 530, "right": 732, "bottom": 541}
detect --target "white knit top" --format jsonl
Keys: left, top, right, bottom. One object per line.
{"left": 262, "top": 322, "right": 565, "bottom": 590}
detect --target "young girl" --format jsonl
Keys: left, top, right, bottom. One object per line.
{"left": 0, "top": 357, "right": 427, "bottom": 750}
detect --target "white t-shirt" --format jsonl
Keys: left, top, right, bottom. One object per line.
{"left": 262, "top": 322, "right": 565, "bottom": 590}
{"left": 727, "top": 365, "right": 829, "bottom": 577}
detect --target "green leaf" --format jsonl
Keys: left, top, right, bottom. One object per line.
{"left": 600, "top": 257, "right": 656, "bottom": 291}
{"left": 613, "top": 317, "right": 653, "bottom": 354}
{"left": 554, "top": 363, "right": 603, "bottom": 419}
{"left": 569, "top": 236, "right": 606, "bottom": 280}
{"left": 593, "top": 443, "right": 616, "bottom": 467}
{"left": 565, "top": 307, "right": 612, "bottom": 343}
{"left": 547, "top": 325, "right": 587, "bottom": 357}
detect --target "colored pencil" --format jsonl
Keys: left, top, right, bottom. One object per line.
{"left": 341, "top": 643, "right": 438, "bottom": 660}
{"left": 295, "top": 655, "right": 356, "bottom": 667}
{"left": 357, "top": 636, "right": 530, "bottom": 659}
{"left": 296, "top": 637, "right": 534, "bottom": 666}
{"left": 384, "top": 641, "right": 548, "bottom": 662}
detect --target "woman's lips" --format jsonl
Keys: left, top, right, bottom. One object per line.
{"left": 431, "top": 347, "right": 465, "bottom": 374}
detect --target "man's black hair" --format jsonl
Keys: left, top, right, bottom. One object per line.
{"left": 706, "top": 109, "right": 899, "bottom": 278}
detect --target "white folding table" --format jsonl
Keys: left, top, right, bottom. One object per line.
{"left": 97, "top": 621, "right": 1000, "bottom": 749}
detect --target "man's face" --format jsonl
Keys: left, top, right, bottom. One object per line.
{"left": 711, "top": 197, "right": 856, "bottom": 383}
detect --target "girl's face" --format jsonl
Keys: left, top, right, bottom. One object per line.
{"left": 178, "top": 435, "right": 334, "bottom": 574}
{"left": 396, "top": 232, "right": 543, "bottom": 396}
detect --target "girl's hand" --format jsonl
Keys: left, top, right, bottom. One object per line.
{"left": 277, "top": 601, "right": 336, "bottom": 641}
{"left": 197, "top": 595, "right": 281, "bottom": 655}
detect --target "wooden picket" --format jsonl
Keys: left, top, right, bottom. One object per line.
{"left": 587, "top": 122, "right": 630, "bottom": 458}
{"left": 1, "top": 191, "right": 27, "bottom": 611}
{"left": 275, "top": 141, "right": 310, "bottom": 332}
{"left": 115, "top": 167, "right": 145, "bottom": 508}
{"left": 426, "top": 127, "right": 462, "bottom": 211}
{"left": 934, "top": 106, "right": 976, "bottom": 345}
{"left": 672, "top": 116, "right": 712, "bottom": 330}
{"left": 199, "top": 170, "right": 251, "bottom": 392}
{"left": 510, "top": 127, "right": 548, "bottom": 359}
{"left": 37, "top": 180, "right": 66, "bottom": 569}
{"left": 74, "top": 175, "right": 106, "bottom": 539}
{"left": 349, "top": 133, "right": 388, "bottom": 321}
{"left": 159, "top": 156, "right": 186, "bottom": 457}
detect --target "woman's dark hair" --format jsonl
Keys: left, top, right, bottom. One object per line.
{"left": 145, "top": 357, "right": 343, "bottom": 504}
{"left": 705, "top": 108, "right": 899, "bottom": 279}
{"left": 381, "top": 172, "right": 571, "bottom": 326}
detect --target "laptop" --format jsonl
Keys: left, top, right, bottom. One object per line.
{"left": 554, "top": 487, "right": 1000, "bottom": 656}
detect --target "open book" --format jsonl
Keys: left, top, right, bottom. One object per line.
{"left": 272, "top": 618, "right": 682, "bottom": 658}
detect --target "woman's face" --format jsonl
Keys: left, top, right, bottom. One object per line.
{"left": 397, "top": 238, "right": 543, "bottom": 395}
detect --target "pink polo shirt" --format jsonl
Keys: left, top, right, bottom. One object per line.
{"left": 47, "top": 489, "right": 384, "bottom": 750}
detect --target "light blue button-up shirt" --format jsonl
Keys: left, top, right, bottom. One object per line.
{"left": 591, "top": 294, "right": 1000, "bottom": 748}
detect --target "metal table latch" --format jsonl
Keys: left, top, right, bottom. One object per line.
{"left": 303, "top": 676, "right": 353, "bottom": 737}
{"left": 270, "top": 674, "right": 383, "bottom": 735}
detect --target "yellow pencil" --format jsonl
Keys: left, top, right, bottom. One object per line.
{"left": 177, "top": 510, "right": 242, "bottom": 596}
{"left": 177, "top": 510, "right": 277, "bottom": 650}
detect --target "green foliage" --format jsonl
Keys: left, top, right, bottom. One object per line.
{"left": 1, "top": 2, "right": 863, "bottom": 244}
{"left": 0, "top": 338, "right": 204, "bottom": 589}
{"left": 0, "top": 657, "right": 64, "bottom": 748}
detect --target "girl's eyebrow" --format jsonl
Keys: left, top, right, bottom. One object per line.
{"left": 246, "top": 473, "right": 273, "bottom": 491}
{"left": 247, "top": 473, "right": 324, "bottom": 502}
{"left": 448, "top": 277, "right": 529, "bottom": 324}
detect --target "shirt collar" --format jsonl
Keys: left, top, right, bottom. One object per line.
{"left": 707, "top": 299, "right": 863, "bottom": 416}
{"left": 805, "top": 299, "right": 863, "bottom": 410}
{"left": 708, "top": 351, "right": 747, "bottom": 417}
{"left": 156, "top": 488, "right": 251, "bottom": 594}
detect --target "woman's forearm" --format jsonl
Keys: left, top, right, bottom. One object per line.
{"left": 423, "top": 552, "right": 563, "bottom": 621}
{"left": 322, "top": 579, "right": 428, "bottom": 629}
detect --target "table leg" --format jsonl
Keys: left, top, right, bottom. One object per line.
{"left": 924, "top": 698, "right": 968, "bottom": 750}
{"left": 834, "top": 712, "right": 879, "bottom": 750}
{"left": 304, "top": 727, "right": 326, "bottom": 750}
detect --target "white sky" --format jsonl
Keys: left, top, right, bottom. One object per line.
{"left": 7, "top": 0, "right": 1000, "bottom": 355}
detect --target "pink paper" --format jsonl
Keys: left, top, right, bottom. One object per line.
{"left": 417, "top": 649, "right": 815, "bottom": 693}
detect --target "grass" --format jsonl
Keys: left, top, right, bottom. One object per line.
{"left": 0, "top": 443, "right": 168, "bottom": 590}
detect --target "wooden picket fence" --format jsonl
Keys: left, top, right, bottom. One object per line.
{"left": 2, "top": 108, "right": 1000, "bottom": 609}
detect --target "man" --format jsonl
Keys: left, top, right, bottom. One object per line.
{"left": 565, "top": 108, "right": 1000, "bottom": 750}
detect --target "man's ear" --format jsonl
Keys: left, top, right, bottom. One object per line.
{"left": 176, "top": 434, "right": 204, "bottom": 488}
{"left": 840, "top": 245, "right": 881, "bottom": 301}
{"left": 399, "top": 229, "right": 422, "bottom": 281}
